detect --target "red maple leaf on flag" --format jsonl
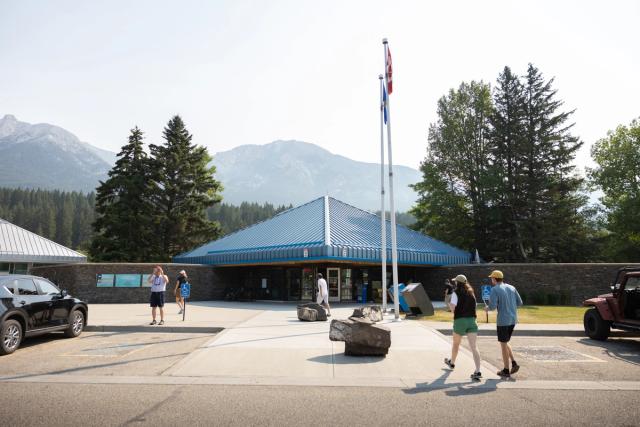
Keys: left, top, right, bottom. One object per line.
{"left": 386, "top": 47, "right": 393, "bottom": 94}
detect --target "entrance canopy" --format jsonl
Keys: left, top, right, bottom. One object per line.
{"left": 174, "top": 196, "right": 470, "bottom": 266}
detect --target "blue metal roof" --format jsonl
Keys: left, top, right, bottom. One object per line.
{"left": 174, "top": 196, "right": 470, "bottom": 266}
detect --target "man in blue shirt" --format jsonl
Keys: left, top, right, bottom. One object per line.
{"left": 485, "top": 270, "right": 523, "bottom": 378}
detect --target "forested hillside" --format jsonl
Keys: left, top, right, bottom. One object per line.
{"left": 0, "top": 187, "right": 290, "bottom": 253}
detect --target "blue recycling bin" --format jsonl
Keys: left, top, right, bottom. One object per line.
{"left": 388, "top": 283, "right": 410, "bottom": 312}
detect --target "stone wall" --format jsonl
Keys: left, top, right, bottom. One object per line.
{"left": 30, "top": 263, "right": 232, "bottom": 304}
{"left": 417, "top": 263, "right": 640, "bottom": 306}
{"left": 29, "top": 262, "right": 640, "bottom": 306}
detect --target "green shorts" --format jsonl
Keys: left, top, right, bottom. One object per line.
{"left": 453, "top": 317, "right": 478, "bottom": 336}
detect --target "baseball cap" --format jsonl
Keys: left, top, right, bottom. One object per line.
{"left": 452, "top": 274, "right": 468, "bottom": 284}
{"left": 488, "top": 270, "right": 504, "bottom": 279}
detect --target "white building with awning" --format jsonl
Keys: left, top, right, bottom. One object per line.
{"left": 0, "top": 218, "right": 86, "bottom": 274}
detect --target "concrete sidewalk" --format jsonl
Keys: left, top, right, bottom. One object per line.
{"left": 85, "top": 301, "right": 590, "bottom": 336}
{"left": 85, "top": 301, "right": 269, "bottom": 333}
{"left": 164, "top": 305, "right": 500, "bottom": 385}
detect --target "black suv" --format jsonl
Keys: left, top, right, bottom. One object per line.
{"left": 0, "top": 275, "right": 88, "bottom": 355}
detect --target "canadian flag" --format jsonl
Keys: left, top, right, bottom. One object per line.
{"left": 386, "top": 46, "right": 393, "bottom": 94}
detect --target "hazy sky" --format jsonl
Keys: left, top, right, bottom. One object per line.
{"left": 1, "top": 0, "right": 638, "bottom": 171}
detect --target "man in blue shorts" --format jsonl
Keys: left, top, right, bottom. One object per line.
{"left": 485, "top": 270, "right": 523, "bottom": 378}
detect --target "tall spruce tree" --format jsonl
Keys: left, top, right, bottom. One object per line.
{"left": 488, "top": 66, "right": 529, "bottom": 260}
{"left": 520, "top": 64, "right": 585, "bottom": 261}
{"left": 489, "top": 64, "right": 587, "bottom": 261}
{"left": 148, "top": 116, "right": 222, "bottom": 261}
{"left": 90, "top": 127, "right": 155, "bottom": 261}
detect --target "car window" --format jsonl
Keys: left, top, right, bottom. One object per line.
{"left": 35, "top": 279, "right": 60, "bottom": 295}
{"left": 625, "top": 276, "right": 640, "bottom": 291}
{"left": 1, "top": 280, "right": 17, "bottom": 294}
{"left": 16, "top": 278, "right": 38, "bottom": 296}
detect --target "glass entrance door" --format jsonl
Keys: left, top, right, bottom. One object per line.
{"left": 327, "top": 268, "right": 340, "bottom": 302}
{"left": 301, "top": 268, "right": 314, "bottom": 301}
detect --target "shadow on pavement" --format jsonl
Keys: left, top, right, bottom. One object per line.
{"left": 402, "top": 370, "right": 504, "bottom": 395}
{"left": 2, "top": 352, "right": 192, "bottom": 381}
{"left": 307, "top": 354, "right": 385, "bottom": 365}
{"left": 577, "top": 337, "right": 640, "bottom": 366}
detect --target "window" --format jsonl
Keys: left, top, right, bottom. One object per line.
{"left": 35, "top": 279, "right": 60, "bottom": 295}
{"left": 2, "top": 280, "right": 17, "bottom": 294}
{"left": 16, "top": 278, "right": 38, "bottom": 295}
{"left": 0, "top": 263, "right": 10, "bottom": 275}
{"left": 625, "top": 277, "right": 640, "bottom": 291}
{"left": 12, "top": 263, "right": 29, "bottom": 274}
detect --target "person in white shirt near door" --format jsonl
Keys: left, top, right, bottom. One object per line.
{"left": 316, "top": 273, "right": 331, "bottom": 317}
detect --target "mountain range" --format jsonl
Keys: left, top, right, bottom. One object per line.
{"left": 0, "top": 114, "right": 115, "bottom": 193}
{"left": 0, "top": 115, "right": 422, "bottom": 211}
{"left": 211, "top": 140, "right": 421, "bottom": 211}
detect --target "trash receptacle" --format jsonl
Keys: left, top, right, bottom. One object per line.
{"left": 388, "top": 283, "right": 411, "bottom": 313}
{"left": 401, "top": 283, "right": 434, "bottom": 316}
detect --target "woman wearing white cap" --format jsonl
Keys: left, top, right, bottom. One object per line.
{"left": 444, "top": 274, "right": 482, "bottom": 381}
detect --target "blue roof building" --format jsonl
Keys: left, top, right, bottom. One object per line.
{"left": 175, "top": 196, "right": 469, "bottom": 266}
{"left": 174, "top": 197, "right": 470, "bottom": 302}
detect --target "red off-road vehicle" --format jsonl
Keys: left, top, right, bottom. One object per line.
{"left": 583, "top": 267, "right": 640, "bottom": 340}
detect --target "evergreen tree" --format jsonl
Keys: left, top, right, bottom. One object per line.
{"left": 520, "top": 64, "right": 585, "bottom": 261}
{"left": 148, "top": 116, "right": 223, "bottom": 261}
{"left": 411, "top": 81, "right": 493, "bottom": 253}
{"left": 488, "top": 66, "right": 529, "bottom": 260}
{"left": 90, "top": 127, "right": 155, "bottom": 261}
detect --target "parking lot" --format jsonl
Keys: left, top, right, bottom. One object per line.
{"left": 0, "top": 331, "right": 214, "bottom": 379}
{"left": 467, "top": 335, "right": 640, "bottom": 381}
{"left": 1, "top": 316, "right": 639, "bottom": 384}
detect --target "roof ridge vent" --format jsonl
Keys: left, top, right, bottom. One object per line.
{"left": 324, "top": 195, "right": 331, "bottom": 246}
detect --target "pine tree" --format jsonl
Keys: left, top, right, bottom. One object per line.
{"left": 148, "top": 116, "right": 223, "bottom": 261}
{"left": 520, "top": 64, "right": 585, "bottom": 261}
{"left": 90, "top": 127, "right": 155, "bottom": 261}
{"left": 489, "top": 66, "right": 529, "bottom": 260}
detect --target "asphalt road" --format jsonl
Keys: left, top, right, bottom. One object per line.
{"left": 2, "top": 331, "right": 639, "bottom": 426}
{"left": 1, "top": 383, "right": 638, "bottom": 426}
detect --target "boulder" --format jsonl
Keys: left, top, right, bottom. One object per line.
{"left": 329, "top": 317, "right": 391, "bottom": 356}
{"left": 297, "top": 302, "right": 327, "bottom": 321}
{"left": 351, "top": 305, "right": 383, "bottom": 322}
{"left": 297, "top": 307, "right": 318, "bottom": 321}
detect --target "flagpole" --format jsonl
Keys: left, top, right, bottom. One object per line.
{"left": 379, "top": 74, "right": 388, "bottom": 315}
{"left": 383, "top": 38, "right": 400, "bottom": 321}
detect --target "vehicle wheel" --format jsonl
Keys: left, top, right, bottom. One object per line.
{"left": 584, "top": 308, "right": 610, "bottom": 340}
{"left": 64, "top": 309, "right": 85, "bottom": 338}
{"left": 1, "top": 319, "right": 23, "bottom": 355}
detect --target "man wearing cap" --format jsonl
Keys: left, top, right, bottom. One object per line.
{"left": 485, "top": 270, "right": 523, "bottom": 378}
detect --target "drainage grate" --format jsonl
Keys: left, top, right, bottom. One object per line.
{"left": 512, "top": 346, "right": 602, "bottom": 362}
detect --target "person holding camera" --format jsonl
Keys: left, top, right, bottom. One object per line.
{"left": 147, "top": 265, "right": 169, "bottom": 325}
{"left": 444, "top": 274, "right": 482, "bottom": 381}
{"left": 444, "top": 279, "right": 454, "bottom": 311}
